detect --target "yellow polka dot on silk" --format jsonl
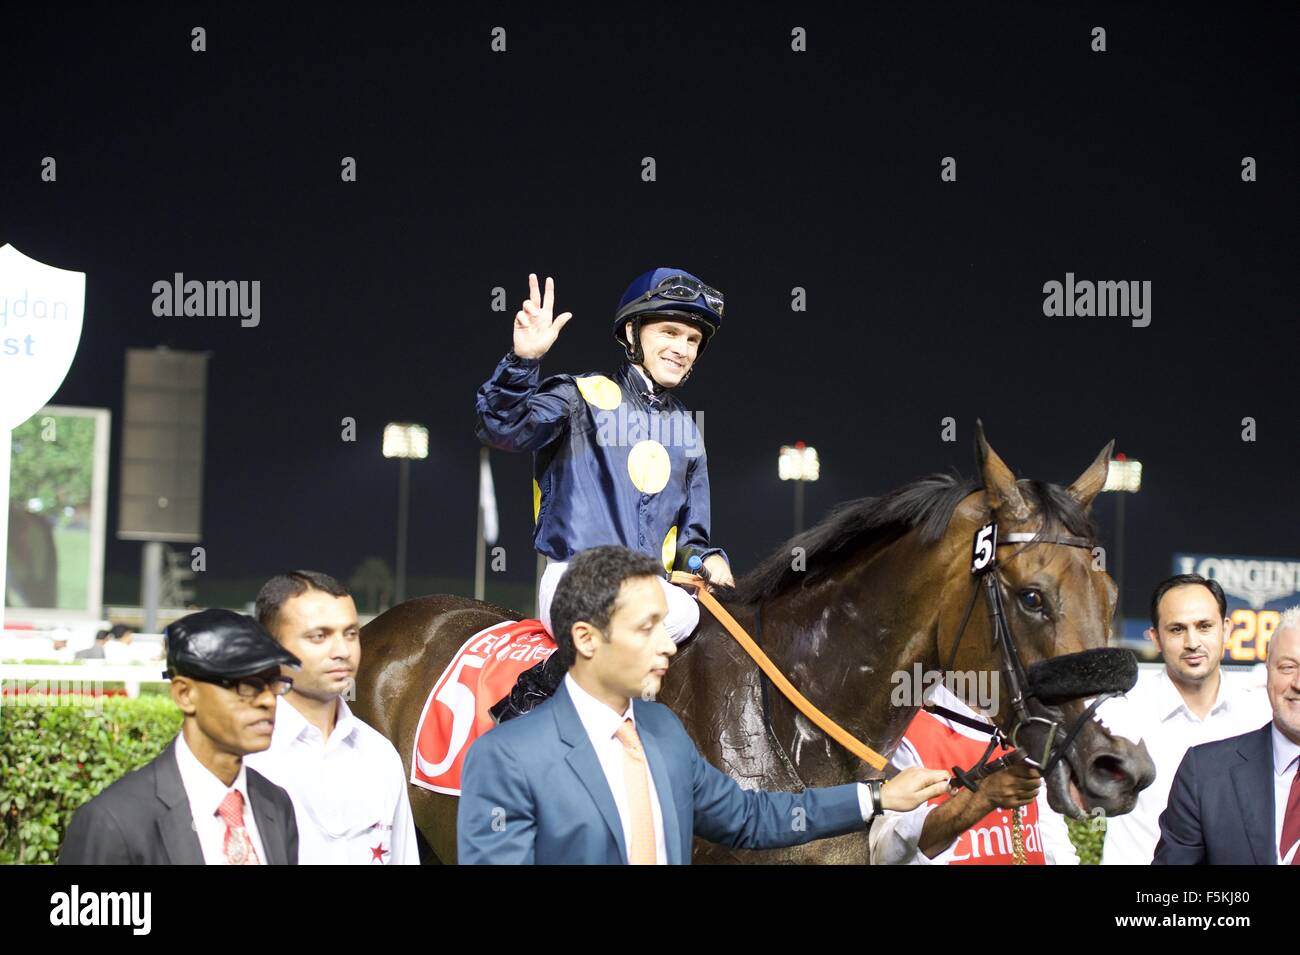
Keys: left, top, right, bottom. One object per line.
{"left": 661, "top": 526, "right": 677, "bottom": 572}
{"left": 627, "top": 440, "right": 671, "bottom": 494}
{"left": 575, "top": 375, "right": 622, "bottom": 410}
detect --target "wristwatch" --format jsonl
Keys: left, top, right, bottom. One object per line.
{"left": 869, "top": 778, "right": 885, "bottom": 817}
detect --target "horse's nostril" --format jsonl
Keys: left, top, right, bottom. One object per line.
{"left": 1090, "top": 754, "right": 1129, "bottom": 783}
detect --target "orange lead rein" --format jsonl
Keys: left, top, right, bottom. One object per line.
{"left": 669, "top": 571, "right": 893, "bottom": 773}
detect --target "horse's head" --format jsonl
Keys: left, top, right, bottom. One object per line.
{"left": 942, "top": 423, "right": 1155, "bottom": 819}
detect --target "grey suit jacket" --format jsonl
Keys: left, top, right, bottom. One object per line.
{"left": 58, "top": 738, "right": 298, "bottom": 865}
{"left": 1153, "top": 722, "right": 1277, "bottom": 865}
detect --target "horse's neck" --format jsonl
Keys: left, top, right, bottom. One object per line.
{"left": 756, "top": 533, "right": 951, "bottom": 783}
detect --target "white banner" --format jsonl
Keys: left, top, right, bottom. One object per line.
{"left": 0, "top": 245, "right": 86, "bottom": 632}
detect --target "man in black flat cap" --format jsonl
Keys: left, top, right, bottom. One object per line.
{"left": 59, "top": 609, "right": 303, "bottom": 865}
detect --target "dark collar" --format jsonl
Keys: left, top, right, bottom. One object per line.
{"left": 617, "top": 361, "right": 671, "bottom": 408}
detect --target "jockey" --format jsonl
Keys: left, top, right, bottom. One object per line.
{"left": 476, "top": 269, "right": 734, "bottom": 720}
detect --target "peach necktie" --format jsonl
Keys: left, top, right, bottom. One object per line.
{"left": 614, "top": 718, "right": 657, "bottom": 865}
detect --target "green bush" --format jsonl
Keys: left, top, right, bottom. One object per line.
{"left": 0, "top": 695, "right": 183, "bottom": 864}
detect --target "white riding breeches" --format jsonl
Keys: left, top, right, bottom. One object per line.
{"left": 537, "top": 558, "right": 700, "bottom": 644}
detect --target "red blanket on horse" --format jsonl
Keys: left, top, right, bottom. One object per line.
{"left": 409, "top": 619, "right": 555, "bottom": 795}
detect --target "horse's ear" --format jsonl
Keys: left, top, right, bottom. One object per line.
{"left": 974, "top": 419, "right": 1029, "bottom": 522}
{"left": 1067, "top": 439, "right": 1115, "bottom": 510}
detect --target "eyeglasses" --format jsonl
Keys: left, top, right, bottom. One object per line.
{"left": 199, "top": 673, "right": 294, "bottom": 699}
{"left": 620, "top": 275, "right": 724, "bottom": 318}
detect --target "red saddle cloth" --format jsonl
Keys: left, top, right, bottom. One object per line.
{"left": 409, "top": 618, "right": 555, "bottom": 795}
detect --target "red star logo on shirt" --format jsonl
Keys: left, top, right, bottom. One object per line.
{"left": 370, "top": 843, "right": 389, "bottom": 863}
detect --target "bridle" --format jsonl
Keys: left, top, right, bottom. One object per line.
{"left": 927, "top": 522, "right": 1119, "bottom": 793}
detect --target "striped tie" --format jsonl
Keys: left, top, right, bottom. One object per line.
{"left": 614, "top": 718, "right": 657, "bottom": 864}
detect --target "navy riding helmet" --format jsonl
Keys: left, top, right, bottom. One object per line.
{"left": 612, "top": 268, "right": 724, "bottom": 366}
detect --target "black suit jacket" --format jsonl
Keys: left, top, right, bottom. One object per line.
{"left": 58, "top": 738, "right": 298, "bottom": 865}
{"left": 1153, "top": 722, "right": 1277, "bottom": 865}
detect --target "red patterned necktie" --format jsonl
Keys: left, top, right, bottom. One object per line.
{"left": 217, "top": 790, "right": 260, "bottom": 865}
{"left": 1280, "top": 766, "right": 1300, "bottom": 865}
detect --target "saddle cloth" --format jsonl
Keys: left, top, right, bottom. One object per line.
{"left": 410, "top": 618, "right": 556, "bottom": 795}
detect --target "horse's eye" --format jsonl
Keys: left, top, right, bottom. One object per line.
{"left": 1019, "top": 590, "right": 1045, "bottom": 613}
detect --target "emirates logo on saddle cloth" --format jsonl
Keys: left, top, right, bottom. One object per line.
{"left": 411, "top": 619, "right": 555, "bottom": 795}
{"left": 908, "top": 709, "right": 1047, "bottom": 865}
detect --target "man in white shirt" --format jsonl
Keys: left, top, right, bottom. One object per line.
{"left": 1154, "top": 606, "right": 1300, "bottom": 863}
{"left": 458, "top": 545, "right": 952, "bottom": 864}
{"left": 244, "top": 571, "right": 419, "bottom": 865}
{"left": 1100, "top": 574, "right": 1271, "bottom": 864}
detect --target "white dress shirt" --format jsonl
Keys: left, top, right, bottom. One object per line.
{"left": 173, "top": 731, "right": 268, "bottom": 865}
{"left": 564, "top": 674, "right": 671, "bottom": 864}
{"left": 1271, "top": 724, "right": 1300, "bottom": 865}
{"left": 1099, "top": 667, "right": 1272, "bottom": 865}
{"left": 869, "top": 684, "right": 1079, "bottom": 865}
{"left": 244, "top": 695, "right": 419, "bottom": 865}
{"left": 564, "top": 674, "right": 876, "bottom": 865}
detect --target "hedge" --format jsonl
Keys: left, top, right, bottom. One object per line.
{"left": 0, "top": 695, "right": 183, "bottom": 864}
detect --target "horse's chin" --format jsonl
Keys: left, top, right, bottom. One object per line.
{"left": 1045, "top": 758, "right": 1091, "bottom": 821}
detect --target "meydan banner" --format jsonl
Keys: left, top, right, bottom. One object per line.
{"left": 0, "top": 244, "right": 87, "bottom": 631}
{"left": 1173, "top": 552, "right": 1300, "bottom": 665}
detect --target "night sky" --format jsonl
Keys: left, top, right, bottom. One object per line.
{"left": 4, "top": 3, "right": 1296, "bottom": 619}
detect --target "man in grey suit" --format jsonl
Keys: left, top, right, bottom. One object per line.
{"left": 59, "top": 609, "right": 302, "bottom": 865}
{"left": 458, "top": 546, "right": 951, "bottom": 864}
{"left": 1154, "top": 607, "right": 1300, "bottom": 864}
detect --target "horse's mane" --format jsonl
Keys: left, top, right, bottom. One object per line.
{"left": 723, "top": 470, "right": 1098, "bottom": 605}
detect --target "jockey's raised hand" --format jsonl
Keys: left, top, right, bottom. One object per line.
{"left": 512, "top": 273, "right": 573, "bottom": 360}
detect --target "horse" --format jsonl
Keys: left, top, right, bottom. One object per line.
{"left": 353, "top": 425, "right": 1156, "bottom": 863}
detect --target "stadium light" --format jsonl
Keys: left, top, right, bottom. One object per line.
{"left": 384, "top": 422, "right": 428, "bottom": 605}
{"left": 1103, "top": 453, "right": 1143, "bottom": 641}
{"left": 779, "top": 442, "right": 819, "bottom": 534}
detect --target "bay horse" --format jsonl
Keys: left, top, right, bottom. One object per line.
{"left": 353, "top": 426, "right": 1155, "bottom": 863}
